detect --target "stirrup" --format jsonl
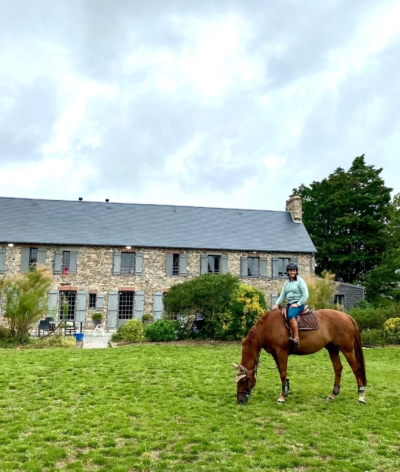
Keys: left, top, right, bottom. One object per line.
{"left": 289, "top": 337, "right": 300, "bottom": 346}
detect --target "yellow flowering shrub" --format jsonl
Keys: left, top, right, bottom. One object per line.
{"left": 384, "top": 318, "right": 400, "bottom": 344}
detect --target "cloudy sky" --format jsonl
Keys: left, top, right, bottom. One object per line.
{"left": 0, "top": 0, "right": 399, "bottom": 212}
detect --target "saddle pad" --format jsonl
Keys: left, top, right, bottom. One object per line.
{"left": 283, "top": 311, "right": 319, "bottom": 331}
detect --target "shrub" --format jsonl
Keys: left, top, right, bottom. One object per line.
{"left": 349, "top": 304, "right": 396, "bottom": 332}
{"left": 384, "top": 318, "right": 400, "bottom": 345}
{"left": 361, "top": 329, "right": 385, "bottom": 347}
{"left": 1, "top": 266, "right": 53, "bottom": 340}
{"left": 92, "top": 313, "right": 103, "bottom": 321}
{"left": 145, "top": 319, "right": 176, "bottom": 342}
{"left": 119, "top": 319, "right": 144, "bottom": 343}
{"left": 0, "top": 326, "right": 12, "bottom": 339}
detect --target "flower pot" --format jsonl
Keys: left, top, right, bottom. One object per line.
{"left": 74, "top": 333, "right": 84, "bottom": 342}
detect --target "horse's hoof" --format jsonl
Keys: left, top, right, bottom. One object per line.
{"left": 359, "top": 399, "right": 367, "bottom": 405}
{"left": 326, "top": 396, "right": 335, "bottom": 402}
{"left": 277, "top": 399, "right": 285, "bottom": 404}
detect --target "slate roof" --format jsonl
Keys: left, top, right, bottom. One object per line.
{"left": 0, "top": 197, "right": 316, "bottom": 253}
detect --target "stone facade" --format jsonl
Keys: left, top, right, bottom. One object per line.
{"left": 0, "top": 243, "right": 315, "bottom": 328}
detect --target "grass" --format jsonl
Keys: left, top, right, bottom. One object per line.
{"left": 0, "top": 343, "right": 399, "bottom": 471}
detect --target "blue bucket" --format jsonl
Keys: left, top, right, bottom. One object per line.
{"left": 74, "top": 333, "right": 84, "bottom": 342}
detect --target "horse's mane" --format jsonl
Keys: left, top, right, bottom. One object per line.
{"left": 242, "top": 310, "right": 271, "bottom": 348}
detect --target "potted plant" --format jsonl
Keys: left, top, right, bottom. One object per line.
{"left": 142, "top": 313, "right": 153, "bottom": 327}
{"left": 92, "top": 313, "right": 103, "bottom": 328}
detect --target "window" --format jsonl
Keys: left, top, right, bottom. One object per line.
{"left": 118, "top": 291, "right": 134, "bottom": 320}
{"left": 166, "top": 253, "right": 187, "bottom": 277}
{"left": 62, "top": 251, "right": 70, "bottom": 274}
{"left": 208, "top": 255, "right": 221, "bottom": 274}
{"left": 334, "top": 295, "right": 345, "bottom": 306}
{"left": 172, "top": 254, "right": 179, "bottom": 275}
{"left": 247, "top": 257, "right": 259, "bottom": 277}
{"left": 59, "top": 291, "right": 76, "bottom": 320}
{"left": 278, "top": 258, "right": 290, "bottom": 277}
{"left": 29, "top": 248, "right": 38, "bottom": 270}
{"left": 89, "top": 293, "right": 97, "bottom": 309}
{"left": 121, "top": 253, "right": 135, "bottom": 274}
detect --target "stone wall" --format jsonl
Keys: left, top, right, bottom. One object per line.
{"left": 0, "top": 244, "right": 314, "bottom": 325}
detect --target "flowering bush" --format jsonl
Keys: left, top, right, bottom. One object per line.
{"left": 384, "top": 318, "right": 400, "bottom": 344}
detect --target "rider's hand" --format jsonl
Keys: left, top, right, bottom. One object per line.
{"left": 272, "top": 304, "right": 278, "bottom": 310}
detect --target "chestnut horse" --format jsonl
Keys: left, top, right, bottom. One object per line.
{"left": 233, "top": 309, "right": 367, "bottom": 404}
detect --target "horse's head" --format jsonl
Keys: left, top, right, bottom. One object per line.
{"left": 233, "top": 363, "right": 256, "bottom": 404}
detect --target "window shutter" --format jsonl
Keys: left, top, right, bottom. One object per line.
{"left": 153, "top": 292, "right": 163, "bottom": 321}
{"left": 69, "top": 251, "right": 78, "bottom": 274}
{"left": 272, "top": 257, "right": 279, "bottom": 279}
{"left": 260, "top": 257, "right": 267, "bottom": 278}
{"left": 200, "top": 254, "right": 208, "bottom": 275}
{"left": 54, "top": 251, "right": 62, "bottom": 274}
{"left": 20, "top": 248, "right": 30, "bottom": 272}
{"left": 135, "top": 290, "right": 144, "bottom": 319}
{"left": 112, "top": 251, "right": 121, "bottom": 275}
{"left": 166, "top": 254, "right": 173, "bottom": 276}
{"left": 76, "top": 291, "right": 87, "bottom": 322}
{"left": 0, "top": 249, "right": 5, "bottom": 273}
{"left": 107, "top": 291, "right": 118, "bottom": 329}
{"left": 240, "top": 256, "right": 248, "bottom": 278}
{"left": 47, "top": 290, "right": 58, "bottom": 318}
{"left": 179, "top": 254, "right": 187, "bottom": 276}
{"left": 271, "top": 293, "right": 278, "bottom": 307}
{"left": 37, "top": 247, "right": 47, "bottom": 265}
{"left": 96, "top": 294, "right": 105, "bottom": 309}
{"left": 221, "top": 255, "right": 228, "bottom": 274}
{"left": 135, "top": 253, "right": 143, "bottom": 275}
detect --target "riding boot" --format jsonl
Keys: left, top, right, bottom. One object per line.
{"left": 289, "top": 318, "right": 300, "bottom": 346}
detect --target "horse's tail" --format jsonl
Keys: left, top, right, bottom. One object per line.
{"left": 349, "top": 315, "right": 367, "bottom": 386}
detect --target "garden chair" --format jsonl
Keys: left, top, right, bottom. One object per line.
{"left": 94, "top": 321, "right": 106, "bottom": 337}
{"left": 64, "top": 321, "right": 76, "bottom": 336}
{"left": 38, "top": 319, "right": 51, "bottom": 337}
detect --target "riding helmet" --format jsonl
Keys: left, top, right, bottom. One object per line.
{"left": 286, "top": 262, "right": 298, "bottom": 272}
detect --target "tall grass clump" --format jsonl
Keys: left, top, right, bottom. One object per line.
{"left": 302, "top": 270, "right": 338, "bottom": 309}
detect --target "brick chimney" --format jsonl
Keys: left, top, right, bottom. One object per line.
{"left": 286, "top": 196, "right": 302, "bottom": 222}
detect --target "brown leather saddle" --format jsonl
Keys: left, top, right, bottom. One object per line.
{"left": 282, "top": 305, "right": 319, "bottom": 331}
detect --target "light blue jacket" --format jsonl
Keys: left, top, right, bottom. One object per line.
{"left": 275, "top": 276, "right": 309, "bottom": 306}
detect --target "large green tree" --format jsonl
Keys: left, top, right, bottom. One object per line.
{"left": 292, "top": 155, "right": 392, "bottom": 283}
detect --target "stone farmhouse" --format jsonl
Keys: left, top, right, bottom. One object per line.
{"left": 0, "top": 196, "right": 317, "bottom": 329}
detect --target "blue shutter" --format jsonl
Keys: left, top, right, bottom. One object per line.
{"left": 166, "top": 254, "right": 173, "bottom": 276}
{"left": 272, "top": 257, "right": 279, "bottom": 279}
{"left": 179, "top": 254, "right": 187, "bottom": 276}
{"left": 135, "top": 253, "right": 143, "bottom": 275}
{"left": 112, "top": 251, "right": 121, "bottom": 275}
{"left": 20, "top": 248, "right": 30, "bottom": 272}
{"left": 76, "top": 291, "right": 87, "bottom": 322}
{"left": 240, "top": 256, "right": 248, "bottom": 278}
{"left": 135, "top": 290, "right": 144, "bottom": 319}
{"left": 54, "top": 251, "right": 62, "bottom": 274}
{"left": 47, "top": 290, "right": 58, "bottom": 318}
{"left": 260, "top": 257, "right": 267, "bottom": 278}
{"left": 96, "top": 294, "right": 105, "bottom": 309}
{"left": 200, "top": 255, "right": 208, "bottom": 275}
{"left": 153, "top": 292, "right": 163, "bottom": 321}
{"left": 69, "top": 251, "right": 78, "bottom": 274}
{"left": 37, "top": 247, "right": 47, "bottom": 265}
{"left": 107, "top": 291, "right": 118, "bottom": 328}
{"left": 271, "top": 293, "right": 278, "bottom": 307}
{"left": 221, "top": 255, "right": 228, "bottom": 274}
{"left": 0, "top": 249, "right": 5, "bottom": 273}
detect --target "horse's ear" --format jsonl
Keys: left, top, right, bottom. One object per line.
{"left": 232, "top": 363, "right": 239, "bottom": 370}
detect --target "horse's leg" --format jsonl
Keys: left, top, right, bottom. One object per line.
{"left": 341, "top": 349, "right": 367, "bottom": 404}
{"left": 325, "top": 345, "right": 343, "bottom": 401}
{"left": 272, "top": 351, "right": 289, "bottom": 404}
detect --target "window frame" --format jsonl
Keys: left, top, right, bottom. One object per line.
{"left": 59, "top": 291, "right": 77, "bottom": 320}
{"left": 247, "top": 257, "right": 259, "bottom": 278}
{"left": 88, "top": 293, "right": 97, "bottom": 309}
{"left": 121, "top": 252, "right": 135, "bottom": 275}
{"left": 208, "top": 255, "right": 221, "bottom": 274}
{"left": 118, "top": 291, "right": 135, "bottom": 321}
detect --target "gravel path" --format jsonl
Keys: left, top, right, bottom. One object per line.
{"left": 80, "top": 331, "right": 112, "bottom": 348}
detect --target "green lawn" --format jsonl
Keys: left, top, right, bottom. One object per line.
{"left": 0, "top": 343, "right": 399, "bottom": 471}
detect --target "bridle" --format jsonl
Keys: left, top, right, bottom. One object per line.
{"left": 237, "top": 310, "right": 275, "bottom": 400}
